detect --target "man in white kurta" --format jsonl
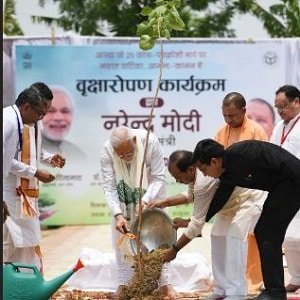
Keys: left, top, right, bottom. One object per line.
{"left": 100, "top": 126, "right": 176, "bottom": 299}
{"left": 3, "top": 124, "right": 55, "bottom": 270}
{"left": 3, "top": 88, "right": 65, "bottom": 272}
{"left": 270, "top": 84, "right": 300, "bottom": 293}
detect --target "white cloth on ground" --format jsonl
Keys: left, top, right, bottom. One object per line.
{"left": 67, "top": 247, "right": 213, "bottom": 293}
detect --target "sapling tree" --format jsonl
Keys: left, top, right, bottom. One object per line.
{"left": 134, "top": 0, "right": 185, "bottom": 277}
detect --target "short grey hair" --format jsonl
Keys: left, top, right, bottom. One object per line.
{"left": 109, "top": 126, "right": 134, "bottom": 148}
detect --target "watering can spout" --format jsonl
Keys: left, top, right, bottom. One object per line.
{"left": 72, "top": 258, "right": 85, "bottom": 272}
{"left": 3, "top": 259, "right": 85, "bottom": 300}
{"left": 42, "top": 259, "right": 85, "bottom": 298}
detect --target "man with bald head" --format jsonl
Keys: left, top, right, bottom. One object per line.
{"left": 212, "top": 92, "right": 269, "bottom": 298}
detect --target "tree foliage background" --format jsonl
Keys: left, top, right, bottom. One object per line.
{"left": 3, "top": 0, "right": 300, "bottom": 37}
{"left": 3, "top": 0, "right": 24, "bottom": 35}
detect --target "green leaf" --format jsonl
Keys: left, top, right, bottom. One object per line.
{"left": 167, "top": 13, "right": 185, "bottom": 31}
{"left": 136, "top": 22, "right": 149, "bottom": 35}
{"left": 161, "top": 28, "right": 171, "bottom": 39}
{"left": 139, "top": 35, "right": 155, "bottom": 50}
{"left": 140, "top": 6, "right": 153, "bottom": 16}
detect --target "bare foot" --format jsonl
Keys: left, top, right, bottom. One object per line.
{"left": 285, "top": 284, "right": 300, "bottom": 293}
{"left": 159, "top": 284, "right": 177, "bottom": 299}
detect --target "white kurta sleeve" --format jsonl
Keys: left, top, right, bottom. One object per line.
{"left": 141, "top": 132, "right": 167, "bottom": 203}
{"left": 9, "top": 159, "right": 37, "bottom": 178}
{"left": 3, "top": 117, "right": 16, "bottom": 178}
{"left": 184, "top": 172, "right": 218, "bottom": 239}
{"left": 40, "top": 148, "right": 54, "bottom": 165}
{"left": 100, "top": 142, "right": 123, "bottom": 217}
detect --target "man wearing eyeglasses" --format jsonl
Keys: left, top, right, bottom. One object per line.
{"left": 3, "top": 85, "right": 65, "bottom": 272}
{"left": 100, "top": 125, "right": 177, "bottom": 300}
{"left": 270, "top": 85, "right": 300, "bottom": 294}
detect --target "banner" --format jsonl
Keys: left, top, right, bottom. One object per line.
{"left": 12, "top": 38, "right": 298, "bottom": 225}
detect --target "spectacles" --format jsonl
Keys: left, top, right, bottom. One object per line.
{"left": 31, "top": 105, "right": 46, "bottom": 120}
{"left": 274, "top": 103, "right": 290, "bottom": 111}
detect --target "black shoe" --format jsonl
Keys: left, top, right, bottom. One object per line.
{"left": 251, "top": 290, "right": 287, "bottom": 300}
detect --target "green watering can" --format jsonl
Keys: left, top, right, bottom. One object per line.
{"left": 3, "top": 259, "right": 84, "bottom": 300}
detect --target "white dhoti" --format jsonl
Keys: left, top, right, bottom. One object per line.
{"left": 3, "top": 217, "right": 42, "bottom": 270}
{"left": 210, "top": 188, "right": 267, "bottom": 296}
{"left": 111, "top": 219, "right": 170, "bottom": 287}
{"left": 3, "top": 125, "right": 43, "bottom": 271}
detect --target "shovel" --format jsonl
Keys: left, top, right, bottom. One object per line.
{"left": 122, "top": 225, "right": 149, "bottom": 253}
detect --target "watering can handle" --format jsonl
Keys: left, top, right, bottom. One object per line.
{"left": 4, "top": 262, "right": 39, "bottom": 273}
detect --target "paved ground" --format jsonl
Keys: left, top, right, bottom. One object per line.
{"left": 41, "top": 224, "right": 300, "bottom": 299}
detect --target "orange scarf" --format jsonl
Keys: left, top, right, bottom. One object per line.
{"left": 16, "top": 125, "right": 39, "bottom": 217}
